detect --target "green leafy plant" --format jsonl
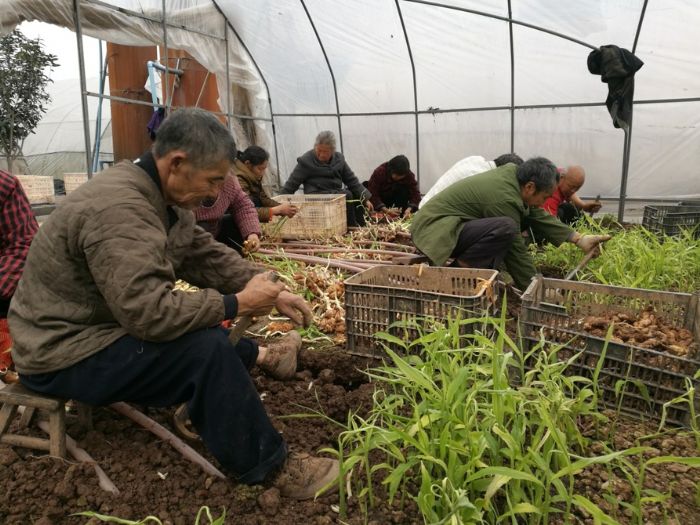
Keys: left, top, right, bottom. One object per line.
{"left": 330, "top": 313, "right": 651, "bottom": 524}
{"left": 0, "top": 29, "right": 58, "bottom": 172}
{"left": 530, "top": 216, "right": 700, "bottom": 292}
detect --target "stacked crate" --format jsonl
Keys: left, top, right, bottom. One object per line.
{"left": 520, "top": 276, "right": 700, "bottom": 426}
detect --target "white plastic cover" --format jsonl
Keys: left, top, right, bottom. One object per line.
{"left": 2, "top": 0, "right": 699, "bottom": 202}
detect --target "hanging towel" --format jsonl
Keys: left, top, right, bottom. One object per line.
{"left": 587, "top": 45, "right": 643, "bottom": 130}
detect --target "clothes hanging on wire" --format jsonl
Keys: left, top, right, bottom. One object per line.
{"left": 587, "top": 45, "right": 644, "bottom": 130}
{"left": 147, "top": 107, "right": 166, "bottom": 140}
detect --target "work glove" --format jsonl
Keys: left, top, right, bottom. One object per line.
{"left": 575, "top": 234, "right": 611, "bottom": 254}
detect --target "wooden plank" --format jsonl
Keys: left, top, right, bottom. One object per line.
{"left": 0, "top": 434, "right": 51, "bottom": 451}
{"left": 0, "top": 383, "right": 64, "bottom": 410}
{"left": 17, "top": 406, "right": 35, "bottom": 429}
{"left": 49, "top": 408, "right": 66, "bottom": 458}
{"left": 77, "top": 403, "right": 93, "bottom": 431}
{"left": 0, "top": 403, "right": 18, "bottom": 435}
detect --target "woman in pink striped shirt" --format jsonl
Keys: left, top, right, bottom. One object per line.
{"left": 194, "top": 169, "right": 262, "bottom": 255}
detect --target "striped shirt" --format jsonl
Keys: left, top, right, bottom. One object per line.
{"left": 194, "top": 173, "right": 261, "bottom": 239}
{"left": 0, "top": 170, "right": 39, "bottom": 299}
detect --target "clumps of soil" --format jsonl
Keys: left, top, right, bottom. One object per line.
{"left": 579, "top": 307, "right": 698, "bottom": 358}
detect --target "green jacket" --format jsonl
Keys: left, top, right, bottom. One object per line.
{"left": 410, "top": 164, "right": 573, "bottom": 289}
{"left": 234, "top": 159, "right": 280, "bottom": 223}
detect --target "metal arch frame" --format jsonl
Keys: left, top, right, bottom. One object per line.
{"left": 73, "top": 0, "right": 93, "bottom": 178}
{"left": 507, "top": 0, "right": 515, "bottom": 153}
{"left": 161, "top": 0, "right": 170, "bottom": 111}
{"left": 394, "top": 0, "right": 420, "bottom": 184}
{"left": 616, "top": 0, "right": 650, "bottom": 221}
{"left": 210, "top": 1, "right": 282, "bottom": 186}
{"left": 298, "top": 0, "right": 344, "bottom": 152}
{"left": 68, "top": 0, "right": 681, "bottom": 211}
{"left": 72, "top": 0, "right": 280, "bottom": 178}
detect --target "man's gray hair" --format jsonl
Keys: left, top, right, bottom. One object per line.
{"left": 516, "top": 157, "right": 559, "bottom": 192}
{"left": 314, "top": 130, "right": 336, "bottom": 149}
{"left": 153, "top": 108, "right": 236, "bottom": 169}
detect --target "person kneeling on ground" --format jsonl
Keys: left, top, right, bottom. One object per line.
{"left": 194, "top": 160, "right": 263, "bottom": 255}
{"left": 234, "top": 145, "right": 298, "bottom": 223}
{"left": 367, "top": 154, "right": 421, "bottom": 218}
{"left": 542, "top": 165, "right": 602, "bottom": 224}
{"left": 8, "top": 108, "right": 339, "bottom": 500}
{"left": 281, "top": 130, "right": 373, "bottom": 227}
{"left": 410, "top": 157, "right": 611, "bottom": 291}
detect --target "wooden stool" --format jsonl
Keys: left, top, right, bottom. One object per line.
{"left": 0, "top": 383, "right": 67, "bottom": 457}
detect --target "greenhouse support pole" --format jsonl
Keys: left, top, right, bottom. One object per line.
{"left": 617, "top": 0, "right": 648, "bottom": 222}
{"left": 507, "top": 0, "right": 515, "bottom": 152}
{"left": 299, "top": 0, "right": 343, "bottom": 152}
{"left": 224, "top": 19, "right": 232, "bottom": 133}
{"left": 395, "top": 0, "right": 419, "bottom": 185}
{"left": 161, "top": 0, "right": 170, "bottom": 111}
{"left": 92, "top": 40, "right": 107, "bottom": 174}
{"left": 74, "top": 0, "right": 93, "bottom": 178}
{"left": 617, "top": 119, "right": 633, "bottom": 222}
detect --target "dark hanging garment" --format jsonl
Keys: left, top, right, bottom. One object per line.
{"left": 587, "top": 45, "right": 644, "bottom": 130}
{"left": 146, "top": 107, "right": 166, "bottom": 140}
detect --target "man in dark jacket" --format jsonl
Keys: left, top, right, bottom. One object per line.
{"left": 281, "top": 131, "right": 373, "bottom": 226}
{"left": 9, "top": 109, "right": 338, "bottom": 500}
{"left": 367, "top": 155, "right": 421, "bottom": 218}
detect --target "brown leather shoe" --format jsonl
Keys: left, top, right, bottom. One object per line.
{"left": 273, "top": 453, "right": 340, "bottom": 500}
{"left": 260, "top": 331, "right": 302, "bottom": 380}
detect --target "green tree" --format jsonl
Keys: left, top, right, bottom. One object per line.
{"left": 0, "top": 29, "right": 58, "bottom": 172}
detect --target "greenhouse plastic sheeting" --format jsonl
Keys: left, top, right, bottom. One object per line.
{"left": 2, "top": 0, "right": 699, "bottom": 200}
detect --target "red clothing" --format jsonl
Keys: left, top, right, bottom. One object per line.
{"left": 194, "top": 174, "right": 261, "bottom": 239}
{"left": 542, "top": 186, "right": 568, "bottom": 216}
{"left": 368, "top": 162, "right": 421, "bottom": 211}
{"left": 0, "top": 170, "right": 38, "bottom": 300}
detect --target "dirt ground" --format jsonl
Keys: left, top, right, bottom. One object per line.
{"left": 1, "top": 343, "right": 698, "bottom": 524}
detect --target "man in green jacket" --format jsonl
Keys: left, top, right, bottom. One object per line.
{"left": 8, "top": 109, "right": 338, "bottom": 500}
{"left": 410, "top": 157, "right": 610, "bottom": 290}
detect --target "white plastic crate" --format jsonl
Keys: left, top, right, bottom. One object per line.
{"left": 15, "top": 175, "right": 55, "bottom": 204}
{"left": 63, "top": 173, "right": 88, "bottom": 194}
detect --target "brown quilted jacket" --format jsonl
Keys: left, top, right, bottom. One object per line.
{"left": 9, "top": 161, "right": 261, "bottom": 374}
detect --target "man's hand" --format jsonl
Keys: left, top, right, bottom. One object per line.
{"left": 575, "top": 234, "right": 612, "bottom": 254}
{"left": 275, "top": 290, "right": 313, "bottom": 327}
{"left": 236, "top": 271, "right": 284, "bottom": 316}
{"left": 583, "top": 201, "right": 602, "bottom": 213}
{"left": 364, "top": 199, "right": 374, "bottom": 212}
{"left": 243, "top": 233, "right": 261, "bottom": 254}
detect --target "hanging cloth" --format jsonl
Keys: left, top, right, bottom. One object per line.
{"left": 587, "top": 45, "right": 644, "bottom": 130}
{"left": 147, "top": 107, "right": 166, "bottom": 140}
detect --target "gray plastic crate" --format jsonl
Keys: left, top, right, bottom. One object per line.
{"left": 520, "top": 276, "right": 700, "bottom": 426}
{"left": 642, "top": 204, "right": 700, "bottom": 238}
{"left": 345, "top": 265, "right": 499, "bottom": 358}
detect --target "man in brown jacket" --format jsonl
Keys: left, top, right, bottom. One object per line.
{"left": 8, "top": 108, "right": 338, "bottom": 499}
